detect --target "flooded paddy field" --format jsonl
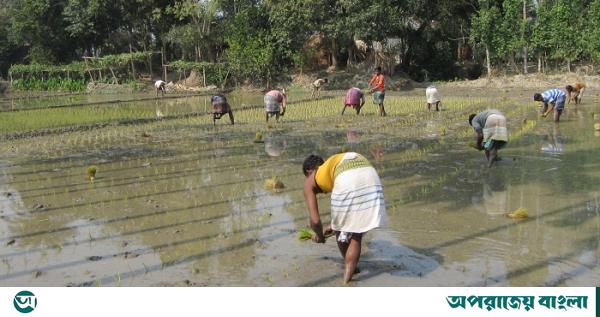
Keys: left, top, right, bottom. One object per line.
{"left": 0, "top": 87, "right": 598, "bottom": 286}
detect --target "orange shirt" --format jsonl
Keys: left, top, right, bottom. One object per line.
{"left": 369, "top": 74, "right": 385, "bottom": 92}
{"left": 572, "top": 82, "right": 586, "bottom": 92}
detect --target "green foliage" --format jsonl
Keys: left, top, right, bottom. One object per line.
{"left": 169, "top": 60, "right": 228, "bottom": 85}
{"left": 9, "top": 63, "right": 87, "bottom": 77}
{"left": 471, "top": 1, "right": 501, "bottom": 53}
{"left": 12, "top": 78, "right": 87, "bottom": 92}
{"left": 87, "top": 52, "right": 154, "bottom": 69}
{"left": 0, "top": 0, "right": 598, "bottom": 81}
{"left": 587, "top": 0, "right": 600, "bottom": 61}
{"left": 225, "top": 7, "right": 277, "bottom": 83}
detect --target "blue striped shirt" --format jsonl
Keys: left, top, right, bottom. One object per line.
{"left": 542, "top": 89, "right": 566, "bottom": 104}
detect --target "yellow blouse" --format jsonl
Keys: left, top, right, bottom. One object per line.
{"left": 315, "top": 153, "right": 345, "bottom": 193}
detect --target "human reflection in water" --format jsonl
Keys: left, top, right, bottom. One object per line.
{"left": 370, "top": 144, "right": 385, "bottom": 162}
{"left": 540, "top": 123, "right": 564, "bottom": 155}
{"left": 265, "top": 136, "right": 287, "bottom": 157}
{"left": 347, "top": 130, "right": 359, "bottom": 145}
{"left": 155, "top": 100, "right": 165, "bottom": 119}
{"left": 472, "top": 173, "right": 508, "bottom": 216}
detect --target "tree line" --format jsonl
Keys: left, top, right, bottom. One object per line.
{"left": 0, "top": 0, "right": 597, "bottom": 84}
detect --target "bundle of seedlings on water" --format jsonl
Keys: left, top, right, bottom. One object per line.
{"left": 264, "top": 176, "right": 285, "bottom": 191}
{"left": 507, "top": 207, "right": 529, "bottom": 219}
{"left": 87, "top": 166, "right": 97, "bottom": 182}
{"left": 253, "top": 131, "right": 264, "bottom": 143}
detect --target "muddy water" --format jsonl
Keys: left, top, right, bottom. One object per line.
{"left": 0, "top": 88, "right": 598, "bottom": 286}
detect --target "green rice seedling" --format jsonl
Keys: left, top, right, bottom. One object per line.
{"left": 86, "top": 165, "right": 97, "bottom": 182}
{"left": 297, "top": 228, "right": 314, "bottom": 241}
{"left": 254, "top": 131, "right": 265, "bottom": 143}
{"left": 264, "top": 176, "right": 285, "bottom": 191}
{"left": 507, "top": 207, "right": 529, "bottom": 219}
{"left": 115, "top": 272, "right": 121, "bottom": 286}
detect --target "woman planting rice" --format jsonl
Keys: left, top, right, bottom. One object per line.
{"left": 468, "top": 110, "right": 508, "bottom": 168}
{"left": 155, "top": 80, "right": 166, "bottom": 97}
{"left": 302, "top": 152, "right": 386, "bottom": 284}
{"left": 425, "top": 84, "right": 441, "bottom": 111}
{"left": 311, "top": 78, "right": 328, "bottom": 99}
{"left": 211, "top": 94, "right": 234, "bottom": 125}
{"left": 534, "top": 89, "right": 567, "bottom": 122}
{"left": 565, "top": 82, "right": 586, "bottom": 105}
{"left": 341, "top": 87, "right": 365, "bottom": 115}
{"left": 264, "top": 89, "right": 287, "bottom": 122}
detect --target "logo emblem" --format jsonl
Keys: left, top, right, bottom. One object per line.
{"left": 13, "top": 291, "right": 37, "bottom": 313}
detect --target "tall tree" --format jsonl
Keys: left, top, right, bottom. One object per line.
{"left": 471, "top": 0, "right": 501, "bottom": 76}
{"left": 9, "top": 0, "right": 76, "bottom": 63}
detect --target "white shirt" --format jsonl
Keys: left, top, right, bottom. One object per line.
{"left": 313, "top": 79, "right": 326, "bottom": 88}
{"left": 155, "top": 80, "right": 166, "bottom": 89}
{"left": 426, "top": 86, "right": 441, "bottom": 103}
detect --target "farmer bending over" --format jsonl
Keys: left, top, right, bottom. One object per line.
{"left": 368, "top": 67, "right": 387, "bottom": 116}
{"left": 469, "top": 110, "right": 508, "bottom": 168}
{"left": 211, "top": 94, "right": 234, "bottom": 125}
{"left": 565, "top": 82, "right": 586, "bottom": 105}
{"left": 264, "top": 89, "right": 287, "bottom": 122}
{"left": 426, "top": 84, "right": 441, "bottom": 111}
{"left": 302, "top": 152, "right": 385, "bottom": 284}
{"left": 342, "top": 87, "right": 365, "bottom": 115}
{"left": 155, "top": 80, "right": 166, "bottom": 97}
{"left": 534, "top": 88, "right": 566, "bottom": 122}
{"left": 311, "top": 78, "right": 328, "bottom": 99}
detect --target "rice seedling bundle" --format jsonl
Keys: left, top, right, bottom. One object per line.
{"left": 264, "top": 177, "right": 285, "bottom": 191}
{"left": 507, "top": 207, "right": 529, "bottom": 219}
{"left": 297, "top": 228, "right": 315, "bottom": 241}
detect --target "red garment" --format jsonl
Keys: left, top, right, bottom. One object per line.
{"left": 369, "top": 74, "right": 385, "bottom": 92}
{"left": 344, "top": 88, "right": 363, "bottom": 106}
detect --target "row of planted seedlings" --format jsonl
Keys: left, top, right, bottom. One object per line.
{"left": 1, "top": 94, "right": 516, "bottom": 198}
{"left": 0, "top": 146, "right": 303, "bottom": 269}
{"left": 383, "top": 103, "right": 539, "bottom": 210}
{"left": 1, "top": 97, "right": 482, "bottom": 217}
{"left": 0, "top": 99, "right": 536, "bottom": 278}
{"left": 0, "top": 96, "right": 219, "bottom": 136}
{"left": 2, "top": 95, "right": 494, "bottom": 192}
{"left": 48, "top": 100, "right": 540, "bottom": 266}
{"left": 1, "top": 115, "right": 272, "bottom": 187}
{"left": 5, "top": 94, "right": 496, "bottom": 174}
{"left": 0, "top": 92, "right": 473, "bottom": 138}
